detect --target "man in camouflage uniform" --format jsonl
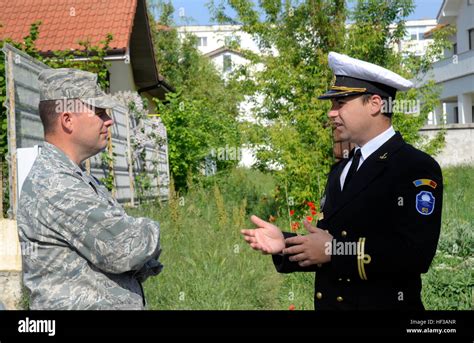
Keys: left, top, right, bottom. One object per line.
{"left": 17, "top": 68, "right": 162, "bottom": 310}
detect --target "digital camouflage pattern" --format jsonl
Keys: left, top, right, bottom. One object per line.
{"left": 38, "top": 68, "right": 118, "bottom": 109}
{"left": 17, "top": 142, "right": 162, "bottom": 310}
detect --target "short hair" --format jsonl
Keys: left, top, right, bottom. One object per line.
{"left": 38, "top": 100, "right": 61, "bottom": 135}
{"left": 360, "top": 93, "right": 392, "bottom": 118}
{"left": 39, "top": 99, "right": 97, "bottom": 135}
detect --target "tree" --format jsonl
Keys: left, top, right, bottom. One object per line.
{"left": 149, "top": 1, "right": 244, "bottom": 191}
{"left": 208, "top": 0, "right": 450, "bottom": 213}
{"left": 346, "top": 0, "right": 449, "bottom": 155}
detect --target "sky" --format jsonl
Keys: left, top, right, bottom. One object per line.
{"left": 149, "top": 0, "right": 444, "bottom": 26}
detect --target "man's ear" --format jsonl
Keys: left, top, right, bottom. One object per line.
{"left": 59, "top": 112, "right": 74, "bottom": 133}
{"left": 368, "top": 94, "right": 384, "bottom": 116}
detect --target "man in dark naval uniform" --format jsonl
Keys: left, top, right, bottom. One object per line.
{"left": 241, "top": 52, "right": 443, "bottom": 310}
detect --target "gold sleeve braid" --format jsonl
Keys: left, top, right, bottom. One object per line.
{"left": 357, "top": 237, "right": 371, "bottom": 280}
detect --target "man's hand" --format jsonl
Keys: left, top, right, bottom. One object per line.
{"left": 241, "top": 215, "right": 285, "bottom": 254}
{"left": 282, "top": 220, "right": 333, "bottom": 267}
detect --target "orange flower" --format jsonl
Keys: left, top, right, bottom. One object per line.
{"left": 306, "top": 216, "right": 313, "bottom": 222}
{"left": 288, "top": 304, "right": 295, "bottom": 311}
{"left": 289, "top": 210, "right": 295, "bottom": 216}
{"left": 311, "top": 210, "right": 317, "bottom": 215}
{"left": 307, "top": 201, "right": 315, "bottom": 209}
{"left": 291, "top": 222, "right": 300, "bottom": 232}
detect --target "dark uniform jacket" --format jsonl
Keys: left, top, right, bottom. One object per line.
{"left": 273, "top": 132, "right": 443, "bottom": 310}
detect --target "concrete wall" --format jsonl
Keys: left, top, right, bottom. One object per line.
{"left": 420, "top": 124, "right": 474, "bottom": 166}
{"left": 0, "top": 220, "right": 22, "bottom": 310}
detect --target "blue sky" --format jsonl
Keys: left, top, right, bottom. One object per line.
{"left": 150, "top": 0, "right": 443, "bottom": 26}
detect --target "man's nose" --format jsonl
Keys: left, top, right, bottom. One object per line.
{"left": 104, "top": 114, "right": 114, "bottom": 126}
{"left": 328, "top": 106, "right": 339, "bottom": 118}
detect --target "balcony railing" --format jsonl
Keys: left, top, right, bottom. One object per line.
{"left": 422, "top": 49, "right": 474, "bottom": 84}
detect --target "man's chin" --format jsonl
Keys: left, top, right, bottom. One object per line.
{"left": 334, "top": 128, "right": 349, "bottom": 142}
{"left": 90, "top": 144, "right": 108, "bottom": 156}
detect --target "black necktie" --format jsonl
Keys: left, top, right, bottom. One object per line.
{"left": 343, "top": 148, "right": 362, "bottom": 190}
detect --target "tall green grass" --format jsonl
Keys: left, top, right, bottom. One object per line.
{"left": 129, "top": 166, "right": 473, "bottom": 310}
{"left": 128, "top": 169, "right": 283, "bottom": 309}
{"left": 422, "top": 165, "right": 473, "bottom": 310}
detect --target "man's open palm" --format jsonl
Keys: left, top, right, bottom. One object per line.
{"left": 241, "top": 215, "right": 285, "bottom": 254}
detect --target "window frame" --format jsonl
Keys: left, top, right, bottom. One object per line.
{"left": 469, "top": 28, "right": 474, "bottom": 50}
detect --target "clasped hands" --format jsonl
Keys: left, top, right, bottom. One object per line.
{"left": 241, "top": 215, "right": 333, "bottom": 267}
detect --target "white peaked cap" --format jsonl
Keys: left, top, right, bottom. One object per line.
{"left": 328, "top": 52, "right": 413, "bottom": 91}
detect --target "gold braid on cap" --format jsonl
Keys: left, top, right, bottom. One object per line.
{"left": 330, "top": 86, "right": 367, "bottom": 92}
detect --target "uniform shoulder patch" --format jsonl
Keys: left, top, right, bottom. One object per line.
{"left": 413, "top": 179, "right": 437, "bottom": 189}
{"left": 416, "top": 191, "right": 435, "bottom": 215}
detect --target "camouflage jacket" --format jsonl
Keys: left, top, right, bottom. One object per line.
{"left": 17, "top": 142, "right": 162, "bottom": 310}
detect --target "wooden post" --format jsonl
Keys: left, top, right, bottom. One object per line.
{"left": 164, "top": 137, "right": 170, "bottom": 201}
{"left": 333, "top": 126, "right": 354, "bottom": 161}
{"left": 85, "top": 159, "right": 91, "bottom": 175}
{"left": 155, "top": 154, "right": 161, "bottom": 201}
{"left": 7, "top": 51, "right": 18, "bottom": 219}
{"left": 107, "top": 128, "right": 116, "bottom": 199}
{"left": 125, "top": 109, "right": 134, "bottom": 206}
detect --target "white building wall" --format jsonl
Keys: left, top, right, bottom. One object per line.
{"left": 177, "top": 25, "right": 266, "bottom": 168}
{"left": 108, "top": 59, "right": 157, "bottom": 112}
{"left": 108, "top": 60, "right": 137, "bottom": 93}
{"left": 394, "top": 19, "right": 437, "bottom": 56}
{"left": 177, "top": 25, "right": 261, "bottom": 55}
{"left": 455, "top": 0, "right": 474, "bottom": 53}
{"left": 210, "top": 51, "right": 250, "bottom": 74}
{"left": 422, "top": 0, "right": 474, "bottom": 166}
{"left": 427, "top": 0, "right": 474, "bottom": 128}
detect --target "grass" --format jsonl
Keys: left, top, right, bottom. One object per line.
{"left": 128, "top": 169, "right": 284, "bottom": 309}
{"left": 421, "top": 165, "right": 473, "bottom": 310}
{"left": 128, "top": 166, "right": 473, "bottom": 310}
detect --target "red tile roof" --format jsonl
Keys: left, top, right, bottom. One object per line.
{"left": 0, "top": 0, "right": 137, "bottom": 54}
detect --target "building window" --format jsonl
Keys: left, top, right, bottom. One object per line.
{"left": 454, "top": 107, "right": 459, "bottom": 123}
{"left": 197, "top": 37, "right": 207, "bottom": 47}
{"left": 405, "top": 26, "right": 433, "bottom": 42}
{"left": 453, "top": 43, "right": 457, "bottom": 55}
{"left": 469, "top": 29, "right": 474, "bottom": 50}
{"left": 223, "top": 54, "right": 232, "bottom": 72}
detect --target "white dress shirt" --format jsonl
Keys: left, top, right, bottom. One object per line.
{"left": 339, "top": 126, "right": 396, "bottom": 190}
